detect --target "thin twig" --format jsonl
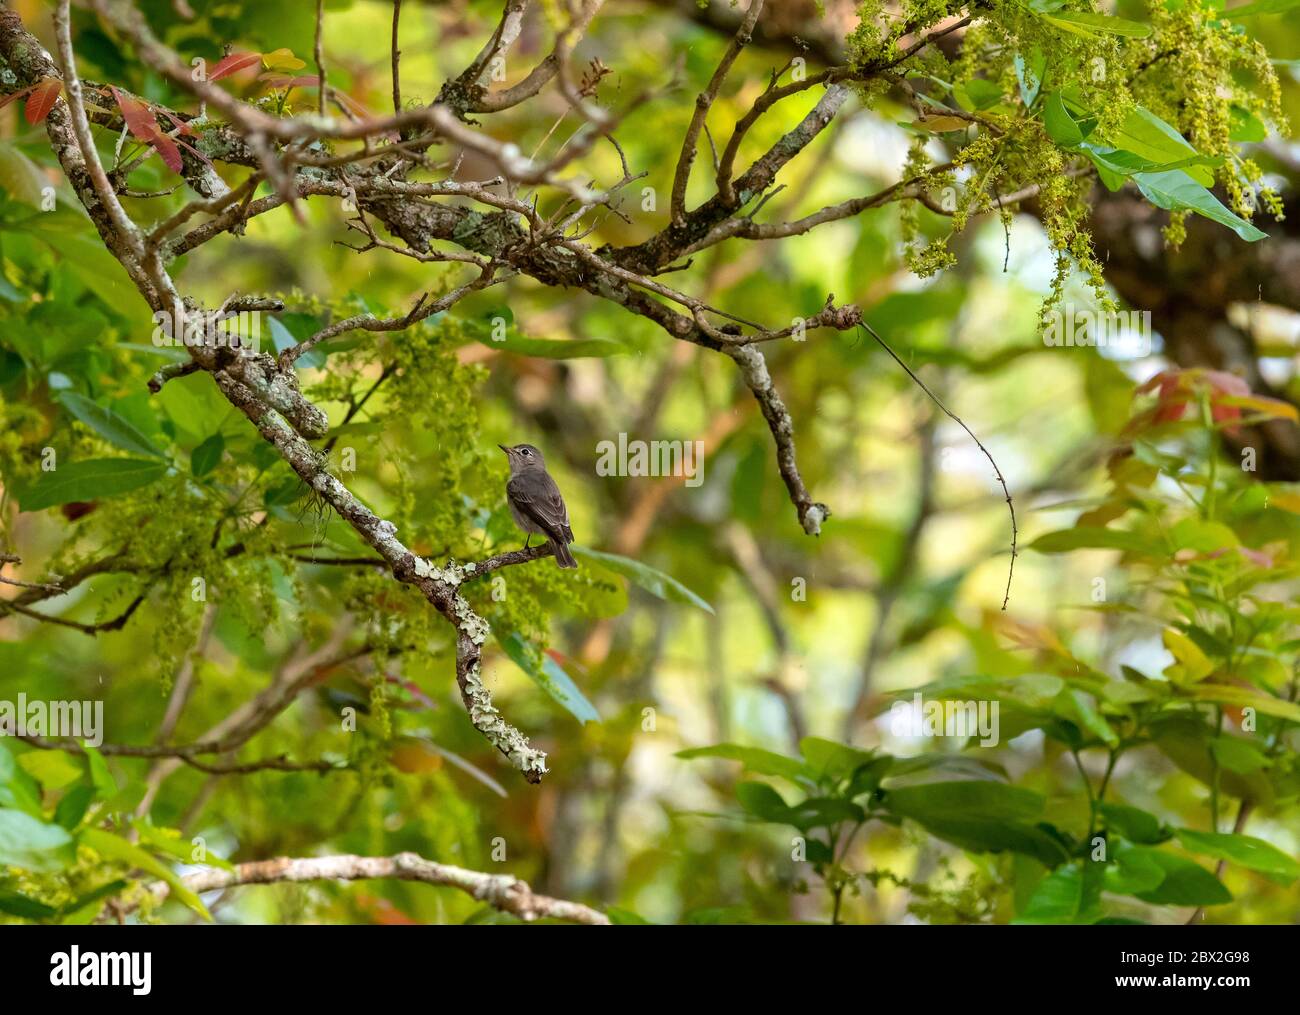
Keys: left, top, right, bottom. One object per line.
{"left": 858, "top": 322, "right": 1017, "bottom": 610}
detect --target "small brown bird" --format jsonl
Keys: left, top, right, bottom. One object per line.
{"left": 499, "top": 443, "right": 577, "bottom": 569}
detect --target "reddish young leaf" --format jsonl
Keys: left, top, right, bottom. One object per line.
{"left": 109, "top": 85, "right": 182, "bottom": 173}
{"left": 157, "top": 108, "right": 196, "bottom": 136}
{"left": 331, "top": 89, "right": 372, "bottom": 120}
{"left": 24, "top": 79, "right": 62, "bottom": 125}
{"left": 176, "top": 137, "right": 212, "bottom": 169}
{"left": 152, "top": 132, "right": 183, "bottom": 173}
{"left": 258, "top": 73, "right": 320, "bottom": 90}
{"left": 209, "top": 51, "right": 262, "bottom": 82}
{"left": 110, "top": 85, "right": 159, "bottom": 145}
{"left": 0, "top": 84, "right": 36, "bottom": 111}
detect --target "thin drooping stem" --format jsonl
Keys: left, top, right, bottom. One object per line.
{"left": 858, "top": 322, "right": 1018, "bottom": 610}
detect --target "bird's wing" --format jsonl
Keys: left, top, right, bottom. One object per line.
{"left": 507, "top": 473, "right": 573, "bottom": 543}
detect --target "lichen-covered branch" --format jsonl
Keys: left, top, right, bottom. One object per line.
{"left": 150, "top": 852, "right": 611, "bottom": 924}
{"left": 727, "top": 344, "right": 829, "bottom": 536}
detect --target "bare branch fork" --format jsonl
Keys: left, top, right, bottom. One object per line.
{"left": 0, "top": 0, "right": 988, "bottom": 777}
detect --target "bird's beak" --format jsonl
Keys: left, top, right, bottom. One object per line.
{"left": 497, "top": 444, "right": 511, "bottom": 455}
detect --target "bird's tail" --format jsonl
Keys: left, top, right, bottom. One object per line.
{"left": 551, "top": 539, "right": 577, "bottom": 569}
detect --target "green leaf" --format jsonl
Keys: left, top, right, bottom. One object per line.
{"left": 54, "top": 783, "right": 94, "bottom": 830}
{"left": 80, "top": 827, "right": 211, "bottom": 921}
{"left": 1041, "top": 11, "right": 1151, "bottom": 36}
{"left": 916, "top": 817, "right": 1071, "bottom": 865}
{"left": 155, "top": 370, "right": 235, "bottom": 445}
{"left": 881, "top": 781, "right": 1069, "bottom": 863}
{"left": 1112, "top": 107, "right": 1214, "bottom": 186}
{"left": 1229, "top": 106, "right": 1267, "bottom": 142}
{"left": 1185, "top": 684, "right": 1300, "bottom": 723}
{"left": 798, "top": 737, "right": 877, "bottom": 781}
{"left": 58, "top": 392, "right": 166, "bottom": 459}
{"left": 784, "top": 796, "right": 864, "bottom": 829}
{"left": 497, "top": 632, "right": 598, "bottom": 724}
{"left": 735, "top": 781, "right": 795, "bottom": 824}
{"left": 18, "top": 749, "right": 84, "bottom": 789}
{"left": 1043, "top": 92, "right": 1085, "bottom": 147}
{"left": 676, "top": 743, "right": 808, "bottom": 782}
{"left": 0, "top": 740, "right": 43, "bottom": 817}
{"left": 954, "top": 78, "right": 1003, "bottom": 111}
{"left": 0, "top": 889, "right": 58, "bottom": 920}
{"left": 190, "top": 433, "right": 225, "bottom": 477}
{"left": 0, "top": 142, "right": 55, "bottom": 207}
{"left": 1099, "top": 803, "right": 1170, "bottom": 844}
{"left": 1082, "top": 145, "right": 1220, "bottom": 191}
{"left": 1162, "top": 627, "right": 1215, "bottom": 683}
{"left": 1055, "top": 688, "right": 1118, "bottom": 746}
{"left": 1014, "top": 50, "right": 1046, "bottom": 107}
{"left": 1029, "top": 527, "right": 1150, "bottom": 553}
{"left": 571, "top": 547, "right": 713, "bottom": 614}
{"left": 1131, "top": 849, "right": 1232, "bottom": 906}
{"left": 1013, "top": 863, "right": 1103, "bottom": 923}
{"left": 885, "top": 780, "right": 1044, "bottom": 822}
{"left": 883, "top": 752, "right": 1008, "bottom": 784}
{"left": 0, "top": 810, "right": 76, "bottom": 872}
{"left": 1106, "top": 845, "right": 1168, "bottom": 894}
{"left": 268, "top": 315, "right": 325, "bottom": 370}
{"left": 846, "top": 756, "right": 893, "bottom": 797}
{"left": 83, "top": 745, "right": 117, "bottom": 800}
{"left": 1175, "top": 830, "right": 1300, "bottom": 883}
{"left": 133, "top": 821, "right": 235, "bottom": 872}
{"left": 1169, "top": 517, "right": 1239, "bottom": 552}
{"left": 14, "top": 209, "right": 143, "bottom": 313}
{"left": 14, "top": 457, "right": 169, "bottom": 511}
{"left": 1134, "top": 170, "right": 1267, "bottom": 242}
{"left": 1209, "top": 736, "right": 1270, "bottom": 774}
{"left": 57, "top": 879, "right": 127, "bottom": 922}
{"left": 1152, "top": 716, "right": 1275, "bottom": 803}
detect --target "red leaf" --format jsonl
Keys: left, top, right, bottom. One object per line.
{"left": 176, "top": 137, "right": 212, "bottom": 168}
{"left": 110, "top": 85, "right": 158, "bottom": 145}
{"left": 24, "top": 79, "right": 62, "bottom": 125}
{"left": 152, "top": 132, "right": 183, "bottom": 173}
{"left": 0, "top": 84, "right": 36, "bottom": 111}
{"left": 1238, "top": 546, "right": 1274, "bottom": 568}
{"left": 209, "top": 52, "right": 262, "bottom": 82}
{"left": 156, "top": 108, "right": 195, "bottom": 136}
{"left": 258, "top": 73, "right": 320, "bottom": 90}
{"left": 109, "top": 85, "right": 182, "bottom": 173}
{"left": 332, "top": 90, "right": 372, "bottom": 119}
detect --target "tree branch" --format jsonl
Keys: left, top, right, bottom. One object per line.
{"left": 153, "top": 852, "right": 610, "bottom": 924}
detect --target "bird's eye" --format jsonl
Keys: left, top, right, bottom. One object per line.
{"left": 520, "top": 448, "right": 530, "bottom": 456}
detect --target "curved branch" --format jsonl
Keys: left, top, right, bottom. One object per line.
{"left": 153, "top": 852, "right": 610, "bottom": 924}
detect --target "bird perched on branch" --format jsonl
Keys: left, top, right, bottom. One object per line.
{"left": 499, "top": 443, "right": 577, "bottom": 569}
